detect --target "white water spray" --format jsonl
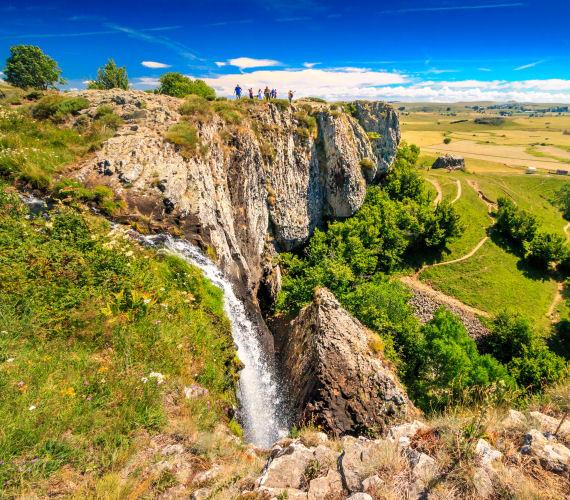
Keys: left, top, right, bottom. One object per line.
{"left": 143, "top": 235, "right": 289, "bottom": 448}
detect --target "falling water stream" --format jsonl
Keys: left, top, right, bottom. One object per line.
{"left": 19, "top": 194, "right": 289, "bottom": 448}
{"left": 142, "top": 235, "right": 289, "bottom": 448}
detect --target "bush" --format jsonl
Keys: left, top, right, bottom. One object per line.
{"left": 94, "top": 104, "right": 114, "bottom": 119}
{"left": 164, "top": 122, "right": 201, "bottom": 157}
{"left": 158, "top": 72, "right": 215, "bottom": 99}
{"left": 88, "top": 59, "right": 128, "bottom": 90}
{"left": 495, "top": 197, "right": 538, "bottom": 246}
{"left": 179, "top": 95, "right": 212, "bottom": 120}
{"left": 32, "top": 95, "right": 89, "bottom": 122}
{"left": 443, "top": 137, "right": 452, "bottom": 144}
{"left": 367, "top": 131, "right": 381, "bottom": 140}
{"left": 212, "top": 101, "right": 243, "bottom": 124}
{"left": 359, "top": 157, "right": 375, "bottom": 170}
{"left": 524, "top": 231, "right": 567, "bottom": 268}
{"left": 3, "top": 45, "right": 64, "bottom": 90}
{"left": 293, "top": 110, "right": 317, "bottom": 134}
{"left": 509, "top": 347, "right": 567, "bottom": 392}
{"left": 555, "top": 184, "right": 570, "bottom": 219}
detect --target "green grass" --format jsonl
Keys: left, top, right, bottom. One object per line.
{"left": 0, "top": 186, "right": 237, "bottom": 494}
{"left": 420, "top": 238, "right": 558, "bottom": 329}
{"left": 472, "top": 173, "right": 570, "bottom": 234}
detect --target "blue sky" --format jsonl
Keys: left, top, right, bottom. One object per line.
{"left": 1, "top": 0, "right": 570, "bottom": 101}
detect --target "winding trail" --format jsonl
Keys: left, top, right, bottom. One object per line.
{"left": 429, "top": 236, "right": 489, "bottom": 269}
{"left": 565, "top": 222, "right": 570, "bottom": 241}
{"left": 400, "top": 275, "right": 491, "bottom": 319}
{"left": 451, "top": 179, "right": 462, "bottom": 204}
{"left": 426, "top": 177, "right": 443, "bottom": 205}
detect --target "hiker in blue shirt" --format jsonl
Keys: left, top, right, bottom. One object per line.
{"left": 234, "top": 84, "right": 242, "bottom": 99}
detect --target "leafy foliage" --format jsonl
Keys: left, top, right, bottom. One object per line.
{"left": 31, "top": 94, "right": 89, "bottom": 122}
{"left": 88, "top": 59, "right": 129, "bottom": 90}
{"left": 0, "top": 185, "right": 236, "bottom": 491}
{"left": 495, "top": 197, "right": 538, "bottom": 246}
{"left": 3, "top": 45, "right": 64, "bottom": 90}
{"left": 158, "top": 72, "right": 215, "bottom": 99}
{"left": 555, "top": 183, "right": 570, "bottom": 219}
{"left": 524, "top": 231, "right": 567, "bottom": 269}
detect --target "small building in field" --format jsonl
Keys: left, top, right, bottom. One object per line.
{"left": 526, "top": 167, "right": 537, "bottom": 174}
{"left": 432, "top": 155, "right": 465, "bottom": 171}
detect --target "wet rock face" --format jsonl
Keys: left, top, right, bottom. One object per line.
{"left": 282, "top": 288, "right": 419, "bottom": 436}
{"left": 72, "top": 90, "right": 400, "bottom": 300}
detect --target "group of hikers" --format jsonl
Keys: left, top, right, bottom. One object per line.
{"left": 234, "top": 84, "right": 295, "bottom": 103}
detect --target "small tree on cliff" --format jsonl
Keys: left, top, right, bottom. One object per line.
{"left": 88, "top": 59, "right": 129, "bottom": 90}
{"left": 3, "top": 45, "right": 65, "bottom": 89}
{"left": 157, "top": 72, "right": 215, "bottom": 99}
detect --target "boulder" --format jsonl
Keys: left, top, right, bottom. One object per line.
{"left": 432, "top": 154, "right": 465, "bottom": 170}
{"left": 520, "top": 429, "right": 570, "bottom": 473}
{"left": 501, "top": 409, "right": 527, "bottom": 429}
{"left": 307, "top": 469, "right": 343, "bottom": 499}
{"left": 475, "top": 438, "right": 503, "bottom": 467}
{"left": 282, "top": 288, "right": 419, "bottom": 436}
{"left": 529, "top": 411, "right": 570, "bottom": 438}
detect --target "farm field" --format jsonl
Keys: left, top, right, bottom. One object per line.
{"left": 403, "top": 105, "right": 570, "bottom": 330}
{"left": 402, "top": 108, "right": 570, "bottom": 172}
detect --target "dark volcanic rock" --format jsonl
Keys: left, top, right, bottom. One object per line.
{"left": 432, "top": 154, "right": 465, "bottom": 170}
{"left": 282, "top": 288, "right": 419, "bottom": 436}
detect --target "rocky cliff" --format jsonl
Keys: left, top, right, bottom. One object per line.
{"left": 281, "top": 288, "right": 419, "bottom": 436}
{"left": 71, "top": 90, "right": 400, "bottom": 303}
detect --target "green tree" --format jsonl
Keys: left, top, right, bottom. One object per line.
{"left": 88, "top": 59, "right": 129, "bottom": 90}
{"left": 3, "top": 45, "right": 64, "bottom": 90}
{"left": 555, "top": 184, "right": 570, "bottom": 220}
{"left": 524, "top": 231, "right": 567, "bottom": 269}
{"left": 157, "top": 72, "right": 215, "bottom": 99}
{"left": 495, "top": 197, "right": 538, "bottom": 245}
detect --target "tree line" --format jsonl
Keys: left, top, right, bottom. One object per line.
{"left": 2, "top": 45, "right": 216, "bottom": 98}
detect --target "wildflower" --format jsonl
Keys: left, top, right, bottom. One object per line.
{"left": 6, "top": 358, "right": 14, "bottom": 363}
{"left": 61, "top": 387, "right": 76, "bottom": 398}
{"left": 149, "top": 372, "right": 166, "bottom": 385}
{"left": 98, "top": 366, "right": 108, "bottom": 373}
{"left": 17, "top": 381, "right": 28, "bottom": 392}
{"left": 141, "top": 376, "right": 149, "bottom": 384}
{"left": 125, "top": 250, "right": 133, "bottom": 257}
{"left": 28, "top": 405, "right": 36, "bottom": 411}
{"left": 143, "top": 298, "right": 151, "bottom": 304}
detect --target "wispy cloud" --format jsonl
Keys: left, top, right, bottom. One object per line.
{"left": 478, "top": 67, "right": 492, "bottom": 72}
{"left": 105, "top": 24, "right": 198, "bottom": 60}
{"left": 424, "top": 68, "right": 460, "bottom": 74}
{"left": 206, "top": 19, "right": 253, "bottom": 27}
{"left": 514, "top": 59, "right": 545, "bottom": 70}
{"left": 141, "top": 61, "right": 171, "bottom": 69}
{"left": 0, "top": 24, "right": 181, "bottom": 41}
{"left": 380, "top": 2, "right": 525, "bottom": 14}
{"left": 217, "top": 57, "right": 282, "bottom": 69}
{"left": 303, "top": 62, "right": 320, "bottom": 68}
{"left": 276, "top": 16, "right": 312, "bottom": 22}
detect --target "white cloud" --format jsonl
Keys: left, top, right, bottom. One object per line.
{"left": 200, "top": 67, "right": 407, "bottom": 99}
{"left": 478, "top": 67, "right": 492, "bottom": 72}
{"left": 514, "top": 60, "right": 545, "bottom": 71}
{"left": 141, "top": 61, "right": 170, "bottom": 69}
{"left": 191, "top": 68, "right": 570, "bottom": 102}
{"left": 134, "top": 77, "right": 161, "bottom": 87}
{"left": 303, "top": 62, "right": 319, "bottom": 68}
{"left": 215, "top": 61, "right": 227, "bottom": 67}
{"left": 425, "top": 68, "right": 460, "bottom": 74}
{"left": 225, "top": 57, "right": 281, "bottom": 69}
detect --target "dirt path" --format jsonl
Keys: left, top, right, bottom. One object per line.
{"left": 451, "top": 179, "right": 462, "bottom": 204}
{"left": 565, "top": 222, "right": 570, "bottom": 241}
{"left": 430, "top": 237, "right": 489, "bottom": 268}
{"left": 547, "top": 282, "right": 565, "bottom": 321}
{"left": 400, "top": 275, "right": 491, "bottom": 318}
{"left": 467, "top": 180, "right": 497, "bottom": 215}
{"left": 426, "top": 177, "right": 443, "bottom": 205}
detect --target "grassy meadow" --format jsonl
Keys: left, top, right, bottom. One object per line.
{"left": 403, "top": 104, "right": 570, "bottom": 328}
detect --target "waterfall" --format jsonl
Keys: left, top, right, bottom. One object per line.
{"left": 142, "top": 235, "right": 289, "bottom": 448}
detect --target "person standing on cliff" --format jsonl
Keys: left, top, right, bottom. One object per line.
{"left": 264, "top": 86, "right": 270, "bottom": 100}
{"left": 288, "top": 90, "right": 295, "bottom": 103}
{"left": 234, "top": 84, "right": 242, "bottom": 99}
{"left": 257, "top": 89, "right": 263, "bottom": 100}
{"left": 248, "top": 88, "right": 254, "bottom": 99}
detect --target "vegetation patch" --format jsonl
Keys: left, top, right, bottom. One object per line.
{"left": 164, "top": 121, "right": 204, "bottom": 158}
{"left": 31, "top": 94, "right": 89, "bottom": 122}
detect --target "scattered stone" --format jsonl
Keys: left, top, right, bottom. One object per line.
{"left": 473, "top": 467, "right": 494, "bottom": 499}
{"left": 161, "top": 443, "right": 184, "bottom": 456}
{"left": 408, "top": 289, "right": 490, "bottom": 339}
{"left": 521, "top": 429, "right": 570, "bottom": 473}
{"left": 192, "top": 465, "right": 221, "bottom": 486}
{"left": 361, "top": 475, "right": 383, "bottom": 494}
{"left": 405, "top": 448, "right": 437, "bottom": 483}
{"left": 501, "top": 409, "right": 527, "bottom": 429}
{"left": 183, "top": 385, "right": 209, "bottom": 399}
{"left": 529, "top": 411, "right": 570, "bottom": 437}
{"left": 432, "top": 154, "right": 465, "bottom": 170}
{"left": 347, "top": 493, "right": 373, "bottom": 500}
{"left": 388, "top": 420, "right": 429, "bottom": 447}
{"left": 307, "top": 469, "right": 343, "bottom": 500}
{"left": 475, "top": 438, "right": 503, "bottom": 466}
{"left": 191, "top": 488, "right": 210, "bottom": 500}
{"left": 282, "top": 288, "right": 419, "bottom": 436}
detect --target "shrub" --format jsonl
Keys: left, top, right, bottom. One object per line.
{"left": 524, "top": 231, "right": 567, "bottom": 268}
{"left": 293, "top": 110, "right": 317, "bottom": 134}
{"left": 179, "top": 95, "right": 212, "bottom": 120}
{"left": 359, "top": 157, "right": 375, "bottom": 170}
{"left": 484, "top": 312, "right": 534, "bottom": 364}
{"left": 443, "top": 137, "right": 452, "bottom": 144}
{"left": 304, "top": 96, "right": 326, "bottom": 103}
{"left": 96, "top": 112, "right": 123, "bottom": 131}
{"left": 94, "top": 104, "right": 114, "bottom": 119}
{"left": 367, "top": 131, "right": 381, "bottom": 140}
{"left": 495, "top": 197, "right": 538, "bottom": 246}
{"left": 157, "top": 72, "right": 215, "bottom": 99}
{"left": 3, "top": 45, "right": 65, "bottom": 90}
{"left": 260, "top": 141, "right": 276, "bottom": 162}
{"left": 509, "top": 347, "right": 567, "bottom": 391}
{"left": 212, "top": 101, "right": 243, "bottom": 124}
{"left": 164, "top": 122, "right": 201, "bottom": 157}
{"left": 271, "top": 99, "right": 290, "bottom": 112}
{"left": 555, "top": 184, "right": 570, "bottom": 219}
{"left": 88, "top": 59, "right": 128, "bottom": 90}
{"left": 32, "top": 95, "right": 89, "bottom": 122}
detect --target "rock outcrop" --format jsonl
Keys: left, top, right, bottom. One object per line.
{"left": 281, "top": 288, "right": 419, "bottom": 436}
{"left": 71, "top": 90, "right": 400, "bottom": 302}
{"left": 432, "top": 154, "right": 465, "bottom": 170}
